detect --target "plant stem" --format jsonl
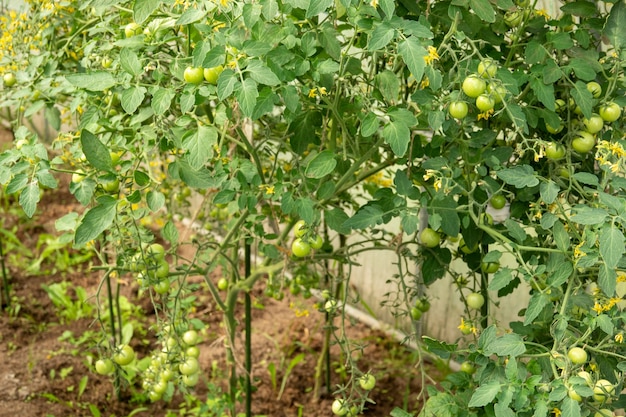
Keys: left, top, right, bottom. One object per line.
{"left": 0, "top": 234, "right": 10, "bottom": 310}
{"left": 244, "top": 241, "right": 252, "bottom": 417}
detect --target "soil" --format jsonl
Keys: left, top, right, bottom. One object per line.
{"left": 0, "top": 129, "right": 441, "bottom": 417}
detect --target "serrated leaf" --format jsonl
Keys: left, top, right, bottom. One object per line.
{"left": 429, "top": 195, "right": 460, "bottom": 237}
{"left": 75, "top": 196, "right": 117, "bottom": 246}
{"left": 236, "top": 78, "right": 258, "bottom": 118}
{"left": 390, "top": 407, "right": 412, "bottom": 417}
{"left": 376, "top": 70, "right": 401, "bottom": 102}
{"left": 146, "top": 190, "right": 165, "bottom": 212}
{"left": 324, "top": 207, "right": 350, "bottom": 234}
{"left": 201, "top": 45, "right": 226, "bottom": 68}
{"left": 182, "top": 125, "right": 217, "bottom": 170}
{"left": 497, "top": 165, "right": 538, "bottom": 188}
{"left": 598, "top": 263, "right": 617, "bottom": 296}
{"left": 540, "top": 181, "right": 559, "bottom": 204}
{"left": 361, "top": 113, "right": 379, "bottom": 137}
{"left": 151, "top": 87, "right": 175, "bottom": 115}
{"left": 506, "top": 103, "right": 528, "bottom": 133}
{"left": 306, "top": 0, "right": 333, "bottom": 17}
{"left": 19, "top": 181, "right": 40, "bottom": 218}
{"left": 486, "top": 333, "right": 526, "bottom": 357}
{"left": 217, "top": 69, "right": 239, "bottom": 100}
{"left": 553, "top": 221, "right": 570, "bottom": 253}
{"left": 560, "top": 397, "right": 581, "bottom": 417}
{"left": 134, "top": 0, "right": 160, "bottom": 24}
{"left": 599, "top": 226, "right": 624, "bottom": 269}
{"left": 120, "top": 48, "right": 142, "bottom": 77}
{"left": 468, "top": 381, "right": 501, "bottom": 407}
{"left": 524, "top": 292, "right": 550, "bottom": 325}
{"left": 305, "top": 150, "right": 336, "bottom": 179}
{"left": 398, "top": 36, "right": 427, "bottom": 83}
{"left": 121, "top": 85, "right": 147, "bottom": 114}
{"left": 162, "top": 221, "right": 179, "bottom": 245}
{"left": 81, "top": 130, "right": 112, "bottom": 172}
{"left": 547, "top": 260, "right": 573, "bottom": 287}
{"left": 368, "top": 21, "right": 395, "bottom": 50}
{"left": 488, "top": 268, "right": 513, "bottom": 292}
{"left": 378, "top": 0, "right": 395, "bottom": 19}
{"left": 176, "top": 7, "right": 206, "bottom": 25}
{"left": 604, "top": 0, "right": 626, "bottom": 50}
{"left": 570, "top": 207, "right": 608, "bottom": 225}
{"left": 171, "top": 160, "right": 215, "bottom": 189}
{"left": 289, "top": 110, "right": 322, "bottom": 154}
{"left": 470, "top": 0, "right": 495, "bottom": 22}
{"left": 571, "top": 81, "right": 593, "bottom": 119}
{"left": 383, "top": 120, "right": 410, "bottom": 157}
{"left": 421, "top": 336, "right": 458, "bottom": 359}
{"left": 572, "top": 172, "right": 599, "bottom": 186}
{"left": 530, "top": 77, "right": 555, "bottom": 111}
{"left": 66, "top": 72, "right": 116, "bottom": 91}
{"left": 247, "top": 60, "right": 281, "bottom": 86}
{"left": 343, "top": 205, "right": 385, "bottom": 230}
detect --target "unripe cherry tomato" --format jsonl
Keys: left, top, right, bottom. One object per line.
{"left": 466, "top": 292, "right": 485, "bottom": 310}
{"left": 449, "top": 101, "right": 469, "bottom": 119}
{"left": 184, "top": 66, "right": 204, "bottom": 84}
{"left": 462, "top": 75, "right": 486, "bottom": 98}
{"left": 420, "top": 227, "right": 440, "bottom": 248}
{"left": 291, "top": 238, "right": 311, "bottom": 257}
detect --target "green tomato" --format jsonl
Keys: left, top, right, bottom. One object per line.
{"left": 331, "top": 399, "right": 349, "bottom": 416}
{"left": 153, "top": 279, "right": 170, "bottom": 295}
{"left": 462, "top": 75, "right": 486, "bottom": 98}
{"left": 567, "top": 347, "right": 587, "bottom": 365}
{"left": 555, "top": 99, "right": 567, "bottom": 112}
{"left": 293, "top": 220, "right": 308, "bottom": 237}
{"left": 217, "top": 277, "right": 228, "bottom": 290}
{"left": 203, "top": 65, "right": 223, "bottom": 85}
{"left": 568, "top": 387, "right": 583, "bottom": 402}
{"left": 185, "top": 346, "right": 200, "bottom": 358}
{"left": 182, "top": 330, "right": 199, "bottom": 346}
{"left": 490, "top": 194, "right": 507, "bottom": 209}
{"left": 184, "top": 66, "right": 204, "bottom": 84}
{"left": 481, "top": 262, "right": 500, "bottom": 274}
{"left": 415, "top": 298, "right": 431, "bottom": 312}
{"left": 309, "top": 234, "right": 324, "bottom": 250}
{"left": 545, "top": 142, "right": 566, "bottom": 160}
{"left": 3, "top": 72, "right": 17, "bottom": 87}
{"left": 179, "top": 357, "right": 199, "bottom": 376}
{"left": 477, "top": 58, "right": 497, "bottom": 78}
{"left": 475, "top": 94, "right": 495, "bottom": 112}
{"left": 594, "top": 409, "right": 614, "bottom": 417}
{"left": 182, "top": 372, "right": 199, "bottom": 386}
{"left": 113, "top": 344, "right": 135, "bottom": 366}
{"left": 148, "top": 259, "right": 170, "bottom": 280}
{"left": 593, "top": 379, "right": 614, "bottom": 402}
{"left": 420, "top": 227, "right": 440, "bottom": 248}
{"left": 291, "top": 238, "right": 311, "bottom": 257}
{"left": 546, "top": 120, "right": 563, "bottom": 134}
{"left": 100, "top": 176, "right": 120, "bottom": 193}
{"left": 504, "top": 10, "right": 523, "bottom": 27}
{"left": 148, "top": 390, "right": 162, "bottom": 402}
{"left": 95, "top": 358, "right": 114, "bottom": 375}
{"left": 101, "top": 57, "right": 113, "bottom": 69}
{"left": 466, "top": 292, "right": 485, "bottom": 310}
{"left": 572, "top": 131, "right": 595, "bottom": 154}
{"left": 460, "top": 361, "right": 475, "bottom": 374}
{"left": 459, "top": 238, "right": 477, "bottom": 254}
{"left": 586, "top": 81, "right": 602, "bottom": 98}
{"left": 359, "top": 374, "right": 376, "bottom": 390}
{"left": 449, "top": 101, "right": 469, "bottom": 119}
{"left": 72, "top": 169, "right": 87, "bottom": 184}
{"left": 146, "top": 243, "right": 166, "bottom": 261}
{"left": 410, "top": 307, "right": 423, "bottom": 321}
{"left": 583, "top": 114, "right": 604, "bottom": 134}
{"left": 598, "top": 102, "right": 621, "bottom": 122}
{"left": 124, "top": 22, "right": 142, "bottom": 38}
{"left": 487, "top": 83, "right": 507, "bottom": 103}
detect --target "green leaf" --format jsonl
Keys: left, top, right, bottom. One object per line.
{"left": 121, "top": 86, "right": 147, "bottom": 114}
{"left": 468, "top": 380, "right": 501, "bottom": 407}
{"left": 429, "top": 195, "right": 460, "bottom": 237}
{"left": 598, "top": 263, "right": 617, "bottom": 297}
{"left": 133, "top": 0, "right": 160, "bottom": 24}
{"left": 418, "top": 392, "right": 458, "bottom": 417}
{"left": 120, "top": 48, "right": 142, "bottom": 77}
{"left": 398, "top": 36, "right": 427, "bottom": 84}
{"left": 217, "top": 69, "right": 239, "bottom": 100}
{"left": 506, "top": 103, "right": 528, "bottom": 133}
{"left": 343, "top": 205, "right": 385, "bottom": 230}
{"left": 236, "top": 78, "right": 259, "bottom": 117}
{"left": 542, "top": 60, "right": 563, "bottom": 84}
{"left": 162, "top": 221, "right": 179, "bottom": 245}
{"left": 361, "top": 113, "right": 379, "bottom": 137}
{"left": 572, "top": 172, "right": 599, "bottom": 186}
{"left": 81, "top": 130, "right": 112, "bottom": 172}
{"left": 599, "top": 226, "right": 624, "bottom": 269}
{"left": 524, "top": 292, "right": 550, "bottom": 326}
{"left": 66, "top": 72, "right": 116, "bottom": 91}
{"left": 252, "top": 88, "right": 278, "bottom": 120}
{"left": 568, "top": 59, "right": 596, "bottom": 81}
{"left": 560, "top": 397, "right": 581, "bottom": 417}
{"left": 75, "top": 196, "right": 117, "bottom": 246}
{"left": 146, "top": 190, "right": 165, "bottom": 212}
{"left": 306, "top": 0, "right": 333, "bottom": 18}
{"left": 183, "top": 125, "right": 217, "bottom": 170}
{"left": 176, "top": 7, "right": 206, "bottom": 25}
{"left": 421, "top": 336, "right": 458, "bottom": 359}
{"left": 151, "top": 87, "right": 175, "bottom": 115}
{"left": 547, "top": 260, "right": 573, "bottom": 287}
{"left": 540, "top": 181, "right": 559, "bottom": 204}
{"left": 246, "top": 60, "right": 281, "bottom": 86}
{"left": 171, "top": 160, "right": 216, "bottom": 189}
{"left": 401, "top": 213, "right": 419, "bottom": 235}
{"left": 469, "top": 0, "right": 495, "bottom": 22}
{"left": 368, "top": 21, "right": 395, "bottom": 50}
{"left": 289, "top": 111, "right": 322, "bottom": 154}
{"left": 561, "top": 1, "right": 599, "bottom": 17}
{"left": 485, "top": 333, "right": 526, "bottom": 357}
{"left": 383, "top": 120, "right": 410, "bottom": 157}
{"left": 390, "top": 408, "right": 412, "bottom": 417}
{"left": 530, "top": 77, "right": 555, "bottom": 111}
{"left": 305, "top": 150, "right": 337, "bottom": 179}
{"left": 571, "top": 81, "right": 593, "bottom": 120}
{"left": 19, "top": 181, "right": 40, "bottom": 218}
{"left": 547, "top": 32, "right": 573, "bottom": 50}
{"left": 570, "top": 207, "right": 608, "bottom": 225}
{"left": 378, "top": 0, "right": 395, "bottom": 19}
{"left": 488, "top": 268, "right": 513, "bottom": 292}
{"left": 604, "top": 0, "right": 626, "bottom": 51}
{"left": 376, "top": 70, "right": 401, "bottom": 103}
{"left": 497, "top": 165, "right": 538, "bottom": 188}
{"left": 553, "top": 221, "right": 570, "bottom": 253}
{"left": 201, "top": 45, "right": 226, "bottom": 68}
{"left": 325, "top": 207, "right": 350, "bottom": 234}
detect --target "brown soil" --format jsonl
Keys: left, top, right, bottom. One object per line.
{"left": 0, "top": 129, "right": 440, "bottom": 417}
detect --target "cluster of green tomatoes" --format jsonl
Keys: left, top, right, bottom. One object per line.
{"left": 291, "top": 220, "right": 325, "bottom": 258}
{"left": 544, "top": 82, "right": 622, "bottom": 161}
{"left": 131, "top": 243, "right": 171, "bottom": 295}
{"left": 331, "top": 374, "right": 377, "bottom": 416}
{"left": 448, "top": 58, "right": 507, "bottom": 120}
